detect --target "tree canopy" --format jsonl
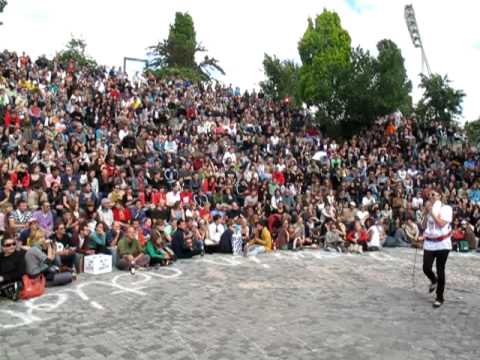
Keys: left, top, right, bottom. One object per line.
{"left": 375, "top": 39, "right": 412, "bottom": 115}
{"left": 148, "top": 12, "right": 224, "bottom": 81}
{"left": 416, "top": 73, "right": 465, "bottom": 124}
{"left": 259, "top": 54, "right": 300, "bottom": 103}
{"left": 465, "top": 118, "right": 480, "bottom": 145}
{"left": 298, "top": 10, "right": 352, "bottom": 122}
{"left": 56, "top": 36, "right": 97, "bottom": 70}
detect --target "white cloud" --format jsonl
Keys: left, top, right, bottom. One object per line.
{"left": 1, "top": 0, "right": 478, "bottom": 121}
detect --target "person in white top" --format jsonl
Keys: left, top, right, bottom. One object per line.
{"left": 206, "top": 215, "right": 225, "bottom": 248}
{"left": 422, "top": 192, "right": 453, "bottom": 308}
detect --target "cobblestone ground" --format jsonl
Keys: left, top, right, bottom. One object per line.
{"left": 1, "top": 249, "right": 479, "bottom": 360}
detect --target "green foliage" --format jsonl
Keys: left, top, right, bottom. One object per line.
{"left": 465, "top": 118, "right": 480, "bottom": 145}
{"left": 375, "top": 39, "right": 412, "bottom": 115}
{"left": 148, "top": 12, "right": 224, "bottom": 81}
{"left": 339, "top": 47, "right": 379, "bottom": 135}
{"left": 56, "top": 36, "right": 97, "bottom": 70}
{"left": 416, "top": 74, "right": 465, "bottom": 124}
{"left": 147, "top": 66, "right": 203, "bottom": 82}
{"left": 298, "top": 10, "right": 351, "bottom": 122}
{"left": 259, "top": 54, "right": 300, "bottom": 103}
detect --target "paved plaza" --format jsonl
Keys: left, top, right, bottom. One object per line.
{"left": 1, "top": 249, "right": 479, "bottom": 360}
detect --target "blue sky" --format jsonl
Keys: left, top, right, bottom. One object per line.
{"left": 345, "top": 0, "right": 372, "bottom": 13}
{"left": 1, "top": 0, "right": 478, "bottom": 121}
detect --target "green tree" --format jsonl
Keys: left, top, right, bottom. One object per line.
{"left": 375, "top": 39, "right": 412, "bottom": 115}
{"left": 416, "top": 74, "right": 465, "bottom": 124}
{"left": 148, "top": 12, "right": 224, "bottom": 81}
{"left": 298, "top": 9, "right": 352, "bottom": 122}
{"left": 56, "top": 36, "right": 97, "bottom": 70}
{"left": 339, "top": 47, "right": 379, "bottom": 135}
{"left": 465, "top": 118, "right": 480, "bottom": 145}
{"left": 259, "top": 54, "right": 300, "bottom": 102}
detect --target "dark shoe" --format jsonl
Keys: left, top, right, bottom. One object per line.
{"left": 428, "top": 282, "right": 437, "bottom": 294}
{"left": 433, "top": 300, "right": 443, "bottom": 308}
{"left": 3, "top": 282, "right": 21, "bottom": 301}
{"left": 129, "top": 266, "right": 136, "bottom": 275}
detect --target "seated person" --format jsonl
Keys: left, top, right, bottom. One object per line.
{"left": 20, "top": 218, "right": 46, "bottom": 247}
{"left": 49, "top": 222, "right": 77, "bottom": 272}
{"left": 324, "top": 220, "right": 345, "bottom": 252}
{"left": 24, "top": 237, "right": 73, "bottom": 287}
{"left": 404, "top": 216, "right": 421, "bottom": 248}
{"left": 0, "top": 238, "right": 26, "bottom": 301}
{"left": 88, "top": 222, "right": 111, "bottom": 254}
{"left": 144, "top": 231, "right": 176, "bottom": 267}
{"left": 245, "top": 220, "right": 273, "bottom": 256}
{"left": 366, "top": 218, "right": 385, "bottom": 251}
{"left": 275, "top": 218, "right": 290, "bottom": 250}
{"left": 171, "top": 219, "right": 202, "bottom": 259}
{"left": 218, "top": 219, "right": 234, "bottom": 254}
{"left": 117, "top": 226, "right": 150, "bottom": 273}
{"left": 205, "top": 215, "right": 224, "bottom": 252}
{"left": 346, "top": 220, "right": 368, "bottom": 253}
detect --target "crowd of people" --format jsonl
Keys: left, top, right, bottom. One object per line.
{"left": 0, "top": 50, "right": 479, "bottom": 301}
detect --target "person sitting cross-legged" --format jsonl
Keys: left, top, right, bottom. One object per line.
{"left": 171, "top": 219, "right": 203, "bottom": 259}
{"left": 0, "top": 238, "right": 25, "bottom": 301}
{"left": 244, "top": 220, "right": 273, "bottom": 256}
{"left": 117, "top": 226, "right": 150, "bottom": 274}
{"left": 145, "top": 231, "right": 176, "bottom": 267}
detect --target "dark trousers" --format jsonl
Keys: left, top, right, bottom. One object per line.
{"left": 423, "top": 249, "right": 450, "bottom": 302}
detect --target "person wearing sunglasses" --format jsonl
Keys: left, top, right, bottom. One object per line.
{"left": 0, "top": 238, "right": 26, "bottom": 301}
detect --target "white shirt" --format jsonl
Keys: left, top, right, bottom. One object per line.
{"left": 362, "top": 196, "right": 375, "bottom": 208}
{"left": 367, "top": 225, "right": 381, "bottom": 248}
{"left": 412, "top": 196, "right": 423, "bottom": 210}
{"left": 207, "top": 222, "right": 224, "bottom": 245}
{"left": 423, "top": 201, "right": 453, "bottom": 251}
{"left": 166, "top": 191, "right": 181, "bottom": 207}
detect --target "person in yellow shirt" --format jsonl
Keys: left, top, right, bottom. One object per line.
{"left": 244, "top": 220, "right": 272, "bottom": 256}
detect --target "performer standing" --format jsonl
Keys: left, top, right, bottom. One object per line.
{"left": 422, "top": 192, "right": 453, "bottom": 308}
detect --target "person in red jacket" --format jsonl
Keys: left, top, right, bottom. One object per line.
{"left": 10, "top": 163, "right": 30, "bottom": 190}
{"left": 347, "top": 220, "right": 369, "bottom": 253}
{"left": 4, "top": 106, "right": 20, "bottom": 128}
{"left": 112, "top": 201, "right": 132, "bottom": 227}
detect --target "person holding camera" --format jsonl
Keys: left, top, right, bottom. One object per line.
{"left": 24, "top": 236, "right": 72, "bottom": 286}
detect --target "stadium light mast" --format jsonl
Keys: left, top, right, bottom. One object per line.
{"left": 0, "top": 0, "right": 7, "bottom": 26}
{"left": 404, "top": 4, "right": 431, "bottom": 76}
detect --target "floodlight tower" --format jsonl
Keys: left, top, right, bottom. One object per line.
{"left": 404, "top": 4, "right": 431, "bottom": 76}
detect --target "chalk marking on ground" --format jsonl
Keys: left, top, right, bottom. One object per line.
{"left": 90, "top": 301, "right": 104, "bottom": 310}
